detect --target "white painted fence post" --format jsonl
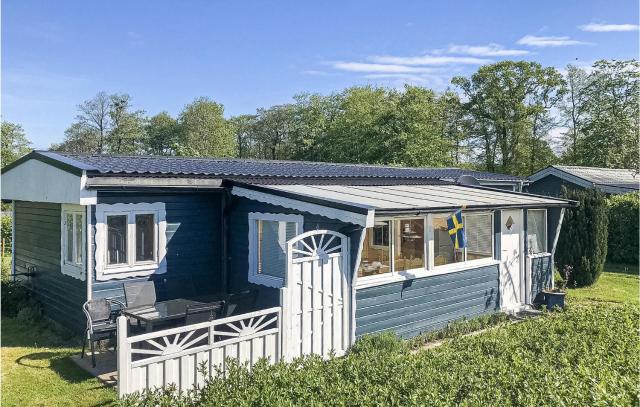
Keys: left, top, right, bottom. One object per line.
{"left": 117, "top": 315, "right": 131, "bottom": 398}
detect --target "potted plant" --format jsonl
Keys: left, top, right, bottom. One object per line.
{"left": 543, "top": 265, "right": 572, "bottom": 310}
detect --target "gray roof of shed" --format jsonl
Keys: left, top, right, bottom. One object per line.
{"left": 529, "top": 165, "right": 639, "bottom": 193}
{"left": 5, "top": 151, "right": 524, "bottom": 183}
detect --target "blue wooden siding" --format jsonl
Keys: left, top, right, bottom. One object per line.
{"left": 91, "top": 192, "right": 224, "bottom": 303}
{"left": 13, "top": 201, "right": 87, "bottom": 333}
{"left": 355, "top": 264, "right": 500, "bottom": 339}
{"left": 527, "top": 174, "right": 583, "bottom": 197}
{"left": 227, "top": 196, "right": 360, "bottom": 308}
{"left": 530, "top": 255, "right": 552, "bottom": 304}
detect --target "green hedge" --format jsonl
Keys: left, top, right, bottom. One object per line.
{"left": 555, "top": 188, "right": 609, "bottom": 287}
{"left": 607, "top": 192, "right": 639, "bottom": 265}
{"left": 120, "top": 304, "right": 639, "bottom": 406}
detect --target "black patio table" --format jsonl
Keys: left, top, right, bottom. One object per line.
{"left": 122, "top": 298, "right": 206, "bottom": 333}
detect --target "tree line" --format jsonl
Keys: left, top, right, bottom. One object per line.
{"left": 2, "top": 59, "right": 638, "bottom": 176}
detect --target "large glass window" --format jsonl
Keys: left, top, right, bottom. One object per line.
{"left": 394, "top": 218, "right": 424, "bottom": 272}
{"left": 527, "top": 209, "right": 547, "bottom": 254}
{"left": 136, "top": 214, "right": 155, "bottom": 262}
{"left": 61, "top": 207, "right": 86, "bottom": 280}
{"left": 358, "top": 221, "right": 391, "bottom": 277}
{"left": 256, "top": 219, "right": 297, "bottom": 277}
{"left": 433, "top": 216, "right": 464, "bottom": 266}
{"left": 465, "top": 213, "right": 493, "bottom": 260}
{"left": 107, "top": 215, "right": 128, "bottom": 265}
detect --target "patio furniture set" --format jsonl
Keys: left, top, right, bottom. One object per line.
{"left": 81, "top": 280, "right": 257, "bottom": 367}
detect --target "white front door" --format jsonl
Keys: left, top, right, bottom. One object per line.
{"left": 283, "top": 230, "right": 351, "bottom": 361}
{"left": 500, "top": 209, "right": 524, "bottom": 311}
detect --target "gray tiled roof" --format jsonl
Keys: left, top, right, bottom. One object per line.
{"left": 529, "top": 165, "right": 639, "bottom": 193}
{"left": 36, "top": 150, "right": 523, "bottom": 181}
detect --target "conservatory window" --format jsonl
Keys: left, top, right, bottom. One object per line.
{"left": 358, "top": 221, "right": 391, "bottom": 277}
{"left": 61, "top": 205, "right": 86, "bottom": 280}
{"left": 464, "top": 213, "right": 493, "bottom": 260}
{"left": 527, "top": 209, "right": 547, "bottom": 254}
{"left": 432, "top": 216, "right": 464, "bottom": 266}
{"left": 249, "top": 212, "right": 303, "bottom": 288}
{"left": 393, "top": 218, "right": 425, "bottom": 272}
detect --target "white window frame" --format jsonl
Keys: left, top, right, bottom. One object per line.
{"left": 95, "top": 202, "right": 167, "bottom": 280}
{"left": 356, "top": 212, "right": 499, "bottom": 289}
{"left": 527, "top": 209, "right": 548, "bottom": 256}
{"left": 248, "top": 212, "right": 303, "bottom": 288}
{"left": 61, "top": 204, "right": 86, "bottom": 281}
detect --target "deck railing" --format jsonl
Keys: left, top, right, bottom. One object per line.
{"left": 117, "top": 306, "right": 282, "bottom": 398}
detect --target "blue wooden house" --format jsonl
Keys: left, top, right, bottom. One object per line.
{"left": 2, "top": 151, "right": 572, "bottom": 357}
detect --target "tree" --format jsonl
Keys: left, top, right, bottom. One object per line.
{"left": 606, "top": 192, "right": 639, "bottom": 264}
{"left": 559, "top": 65, "right": 589, "bottom": 164}
{"left": 555, "top": 187, "right": 609, "bottom": 287}
{"left": 1, "top": 122, "right": 31, "bottom": 167}
{"left": 251, "top": 105, "right": 297, "bottom": 160}
{"left": 452, "top": 61, "right": 564, "bottom": 175}
{"left": 230, "top": 115, "right": 258, "bottom": 158}
{"left": 574, "top": 60, "right": 639, "bottom": 170}
{"left": 52, "top": 122, "right": 100, "bottom": 153}
{"left": 75, "top": 91, "right": 111, "bottom": 153}
{"left": 178, "top": 97, "right": 236, "bottom": 157}
{"left": 145, "top": 112, "right": 180, "bottom": 155}
{"left": 106, "top": 94, "right": 146, "bottom": 154}
{"left": 437, "top": 91, "right": 468, "bottom": 165}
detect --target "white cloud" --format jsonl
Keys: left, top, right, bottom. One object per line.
{"left": 579, "top": 23, "right": 639, "bottom": 32}
{"left": 447, "top": 43, "right": 530, "bottom": 57}
{"left": 368, "top": 55, "right": 491, "bottom": 66}
{"left": 517, "top": 35, "right": 589, "bottom": 47}
{"left": 330, "top": 61, "right": 436, "bottom": 73}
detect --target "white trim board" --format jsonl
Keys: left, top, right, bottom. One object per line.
{"left": 1, "top": 159, "right": 96, "bottom": 204}
{"left": 231, "top": 186, "right": 374, "bottom": 227}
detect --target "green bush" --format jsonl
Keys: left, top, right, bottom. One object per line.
{"left": 1, "top": 280, "right": 36, "bottom": 318}
{"left": 1, "top": 214, "right": 12, "bottom": 246}
{"left": 607, "top": 192, "right": 639, "bottom": 265}
{"left": 120, "top": 304, "right": 639, "bottom": 407}
{"left": 555, "top": 188, "right": 609, "bottom": 287}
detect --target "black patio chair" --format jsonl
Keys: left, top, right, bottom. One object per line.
{"left": 184, "top": 301, "right": 225, "bottom": 347}
{"left": 81, "top": 298, "right": 123, "bottom": 368}
{"left": 223, "top": 289, "right": 258, "bottom": 317}
{"left": 123, "top": 280, "right": 157, "bottom": 309}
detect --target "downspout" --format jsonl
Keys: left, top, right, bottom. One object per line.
{"left": 221, "top": 191, "right": 228, "bottom": 294}
{"left": 549, "top": 208, "right": 566, "bottom": 290}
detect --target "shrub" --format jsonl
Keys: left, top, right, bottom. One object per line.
{"left": 555, "top": 187, "right": 609, "bottom": 287}
{"left": 119, "top": 304, "right": 640, "bottom": 406}
{"left": 1, "top": 280, "right": 36, "bottom": 318}
{"left": 1, "top": 214, "right": 11, "bottom": 244}
{"left": 607, "top": 192, "right": 639, "bottom": 265}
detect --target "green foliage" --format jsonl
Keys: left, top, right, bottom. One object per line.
{"left": 1, "top": 214, "right": 12, "bottom": 245}
{"left": 121, "top": 304, "right": 639, "bottom": 406}
{"left": 606, "top": 192, "right": 639, "bottom": 264}
{"left": 1, "top": 122, "right": 31, "bottom": 168}
{"left": 1, "top": 280, "right": 37, "bottom": 317}
{"left": 556, "top": 188, "right": 609, "bottom": 287}
{"left": 177, "top": 97, "right": 236, "bottom": 157}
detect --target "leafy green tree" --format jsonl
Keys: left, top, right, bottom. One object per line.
{"left": 250, "top": 105, "right": 297, "bottom": 160}
{"left": 230, "top": 114, "right": 258, "bottom": 158}
{"left": 574, "top": 60, "right": 639, "bottom": 170}
{"left": 452, "top": 61, "right": 564, "bottom": 175}
{"left": 606, "top": 192, "right": 639, "bottom": 264}
{"left": 1, "top": 122, "right": 31, "bottom": 167}
{"left": 555, "top": 187, "right": 609, "bottom": 287}
{"left": 106, "top": 94, "right": 146, "bottom": 154}
{"left": 559, "top": 65, "right": 589, "bottom": 164}
{"left": 74, "top": 91, "right": 111, "bottom": 153}
{"left": 145, "top": 112, "right": 179, "bottom": 155}
{"left": 177, "top": 97, "right": 236, "bottom": 157}
{"left": 52, "top": 122, "right": 101, "bottom": 153}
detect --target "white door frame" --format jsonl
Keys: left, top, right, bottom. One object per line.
{"left": 280, "top": 229, "right": 351, "bottom": 361}
{"left": 500, "top": 209, "right": 525, "bottom": 311}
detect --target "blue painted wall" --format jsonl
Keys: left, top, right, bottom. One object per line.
{"left": 355, "top": 264, "right": 500, "bottom": 339}
{"left": 91, "top": 192, "right": 224, "bottom": 303}
{"left": 227, "top": 196, "right": 361, "bottom": 308}
{"left": 527, "top": 174, "right": 583, "bottom": 197}
{"left": 13, "top": 201, "right": 87, "bottom": 334}
{"left": 530, "top": 255, "right": 552, "bottom": 304}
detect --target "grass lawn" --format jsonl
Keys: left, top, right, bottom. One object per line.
{"left": 567, "top": 263, "right": 639, "bottom": 305}
{"left": 1, "top": 317, "right": 117, "bottom": 407}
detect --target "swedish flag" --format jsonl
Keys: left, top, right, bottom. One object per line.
{"left": 447, "top": 209, "right": 466, "bottom": 249}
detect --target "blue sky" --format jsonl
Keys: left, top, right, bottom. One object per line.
{"left": 2, "top": 0, "right": 638, "bottom": 149}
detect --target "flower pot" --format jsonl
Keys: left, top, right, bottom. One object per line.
{"left": 543, "top": 290, "right": 566, "bottom": 310}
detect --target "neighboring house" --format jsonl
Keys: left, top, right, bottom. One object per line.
{"left": 1, "top": 150, "right": 571, "bottom": 348}
{"left": 527, "top": 165, "right": 639, "bottom": 196}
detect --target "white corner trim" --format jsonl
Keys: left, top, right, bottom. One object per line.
{"left": 60, "top": 204, "right": 87, "bottom": 281}
{"left": 80, "top": 171, "right": 97, "bottom": 205}
{"left": 550, "top": 208, "right": 565, "bottom": 256}
{"left": 86, "top": 205, "right": 93, "bottom": 300}
{"left": 232, "top": 186, "right": 373, "bottom": 227}
{"left": 94, "top": 202, "right": 167, "bottom": 281}
{"left": 247, "top": 212, "right": 303, "bottom": 289}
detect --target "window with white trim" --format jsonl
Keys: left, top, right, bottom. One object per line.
{"left": 248, "top": 212, "right": 303, "bottom": 288}
{"left": 527, "top": 209, "right": 547, "bottom": 254}
{"left": 61, "top": 205, "right": 86, "bottom": 280}
{"left": 95, "top": 202, "right": 166, "bottom": 280}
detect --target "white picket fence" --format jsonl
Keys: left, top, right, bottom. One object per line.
{"left": 117, "top": 306, "right": 281, "bottom": 398}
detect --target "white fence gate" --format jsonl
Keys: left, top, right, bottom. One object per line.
{"left": 281, "top": 230, "right": 351, "bottom": 360}
{"left": 117, "top": 307, "right": 281, "bottom": 397}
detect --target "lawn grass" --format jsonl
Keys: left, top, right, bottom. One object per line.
{"left": 567, "top": 263, "right": 639, "bottom": 305}
{"left": 1, "top": 317, "right": 117, "bottom": 407}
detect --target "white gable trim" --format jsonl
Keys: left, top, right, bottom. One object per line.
{"left": 1, "top": 159, "right": 97, "bottom": 204}
{"left": 231, "top": 186, "right": 374, "bottom": 227}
